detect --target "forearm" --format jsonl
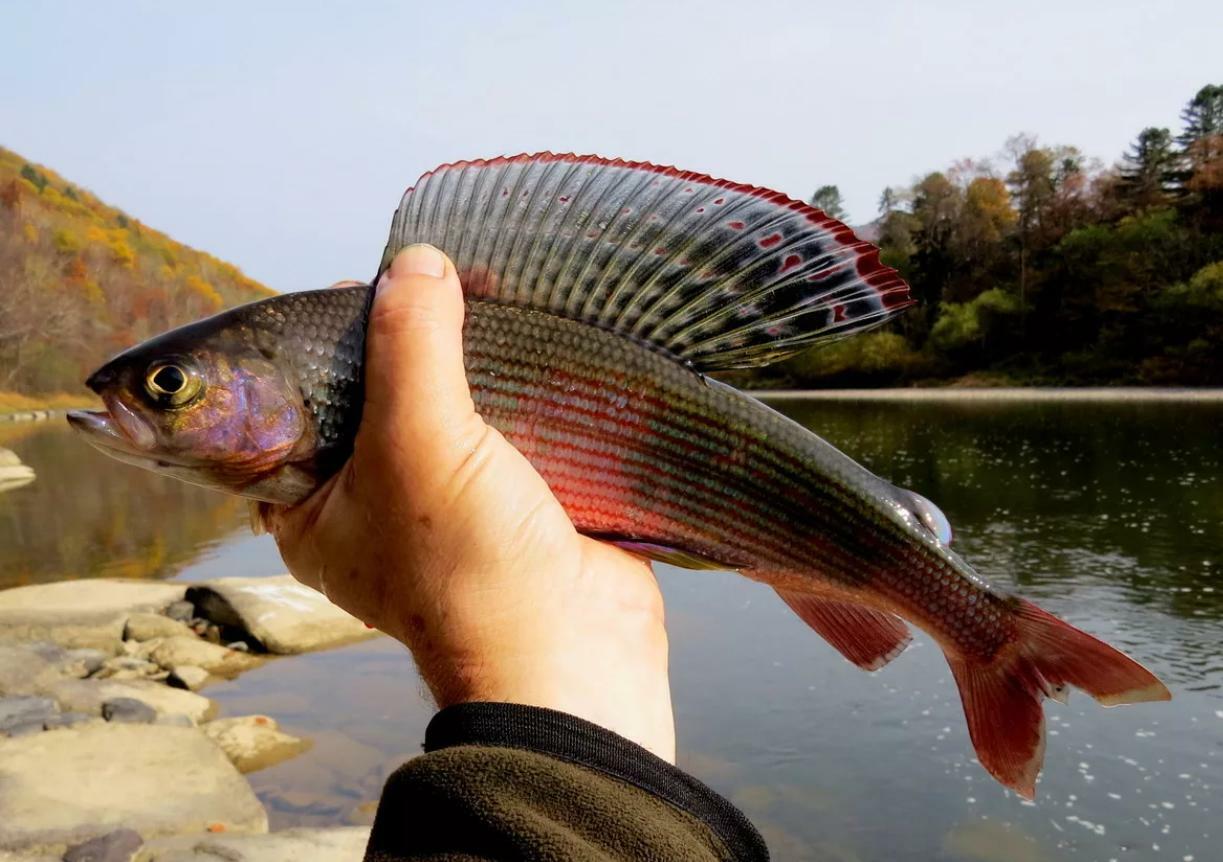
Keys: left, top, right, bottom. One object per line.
{"left": 364, "top": 703, "right": 768, "bottom": 862}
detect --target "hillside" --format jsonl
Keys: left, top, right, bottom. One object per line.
{"left": 0, "top": 146, "right": 274, "bottom": 400}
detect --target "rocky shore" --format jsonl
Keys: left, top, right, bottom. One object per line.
{"left": 0, "top": 449, "right": 35, "bottom": 493}
{"left": 0, "top": 576, "right": 380, "bottom": 860}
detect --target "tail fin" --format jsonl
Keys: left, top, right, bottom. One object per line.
{"left": 948, "top": 598, "right": 1170, "bottom": 799}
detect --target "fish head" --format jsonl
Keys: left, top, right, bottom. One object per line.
{"left": 68, "top": 316, "right": 317, "bottom": 503}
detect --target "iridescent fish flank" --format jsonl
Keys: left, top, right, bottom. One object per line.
{"left": 70, "top": 153, "right": 1170, "bottom": 798}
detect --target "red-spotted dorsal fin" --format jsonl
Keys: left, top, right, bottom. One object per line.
{"left": 377, "top": 153, "right": 913, "bottom": 371}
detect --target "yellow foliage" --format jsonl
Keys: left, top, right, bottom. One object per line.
{"left": 22, "top": 222, "right": 37, "bottom": 243}
{"left": 85, "top": 225, "right": 109, "bottom": 243}
{"left": 186, "top": 275, "right": 224, "bottom": 310}
{"left": 52, "top": 229, "right": 80, "bottom": 254}
{"left": 108, "top": 237, "right": 136, "bottom": 267}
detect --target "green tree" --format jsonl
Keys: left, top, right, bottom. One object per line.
{"left": 809, "top": 185, "right": 847, "bottom": 220}
{"left": 1119, "top": 127, "right": 1180, "bottom": 211}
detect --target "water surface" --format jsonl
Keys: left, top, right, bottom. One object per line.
{"left": 1, "top": 401, "right": 1219, "bottom": 861}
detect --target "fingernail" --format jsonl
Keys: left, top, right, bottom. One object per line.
{"left": 394, "top": 243, "right": 446, "bottom": 278}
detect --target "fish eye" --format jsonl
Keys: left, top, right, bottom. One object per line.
{"left": 145, "top": 360, "right": 202, "bottom": 407}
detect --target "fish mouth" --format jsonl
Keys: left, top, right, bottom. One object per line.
{"left": 67, "top": 407, "right": 180, "bottom": 471}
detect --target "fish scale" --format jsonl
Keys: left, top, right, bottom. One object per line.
{"left": 71, "top": 153, "right": 1169, "bottom": 798}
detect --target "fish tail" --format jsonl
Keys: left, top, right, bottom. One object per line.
{"left": 946, "top": 598, "right": 1170, "bottom": 799}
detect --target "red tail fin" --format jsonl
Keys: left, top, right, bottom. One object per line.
{"left": 947, "top": 598, "right": 1170, "bottom": 799}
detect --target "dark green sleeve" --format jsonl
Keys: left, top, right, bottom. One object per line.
{"left": 363, "top": 703, "right": 769, "bottom": 862}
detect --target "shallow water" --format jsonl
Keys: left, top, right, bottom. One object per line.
{"left": 1, "top": 400, "right": 1219, "bottom": 861}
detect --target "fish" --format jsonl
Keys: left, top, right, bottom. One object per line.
{"left": 68, "top": 153, "right": 1170, "bottom": 797}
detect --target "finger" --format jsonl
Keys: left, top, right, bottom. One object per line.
{"left": 363, "top": 244, "right": 480, "bottom": 454}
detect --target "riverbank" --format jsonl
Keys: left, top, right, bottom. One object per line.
{"left": 751, "top": 386, "right": 1223, "bottom": 402}
{"left": 0, "top": 575, "right": 379, "bottom": 859}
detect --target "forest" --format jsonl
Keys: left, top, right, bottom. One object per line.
{"left": 755, "top": 83, "right": 1223, "bottom": 388}
{"left": 0, "top": 146, "right": 273, "bottom": 407}
{"left": 2, "top": 84, "right": 1220, "bottom": 402}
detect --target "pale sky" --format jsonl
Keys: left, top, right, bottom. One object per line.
{"left": 2, "top": 1, "right": 1218, "bottom": 293}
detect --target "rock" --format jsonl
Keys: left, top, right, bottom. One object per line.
{"left": 63, "top": 828, "right": 144, "bottom": 862}
{"left": 0, "top": 723, "right": 266, "bottom": 850}
{"left": 0, "top": 449, "right": 35, "bottom": 493}
{"left": 93, "top": 656, "right": 162, "bottom": 681}
{"left": 64, "top": 649, "right": 108, "bottom": 677}
{"left": 47, "top": 679, "right": 214, "bottom": 724}
{"left": 42, "top": 711, "right": 95, "bottom": 731}
{"left": 147, "top": 637, "right": 260, "bottom": 678}
{"left": 200, "top": 716, "right": 310, "bottom": 774}
{"left": 0, "top": 581, "right": 186, "bottom": 651}
{"left": 166, "top": 666, "right": 210, "bottom": 691}
{"left": 187, "top": 576, "right": 375, "bottom": 654}
{"left": 0, "top": 696, "right": 57, "bottom": 735}
{"left": 101, "top": 698, "right": 156, "bottom": 724}
{"left": 134, "top": 828, "right": 369, "bottom": 862}
{"left": 163, "top": 601, "right": 194, "bottom": 624}
{"left": 123, "top": 614, "right": 194, "bottom": 643}
{"left": 226, "top": 641, "right": 250, "bottom": 653}
{"left": 154, "top": 714, "right": 193, "bottom": 728}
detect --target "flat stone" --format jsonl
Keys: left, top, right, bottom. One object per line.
{"left": 0, "top": 696, "right": 57, "bottom": 735}
{"left": 101, "top": 698, "right": 156, "bottom": 724}
{"left": 200, "top": 716, "right": 310, "bottom": 774}
{"left": 0, "top": 581, "right": 186, "bottom": 651}
{"left": 187, "top": 577, "right": 375, "bottom": 655}
{"left": 63, "top": 828, "right": 144, "bottom": 862}
{"left": 0, "top": 450, "right": 35, "bottom": 493}
{"left": 47, "top": 679, "right": 214, "bottom": 724}
{"left": 0, "top": 723, "right": 266, "bottom": 851}
{"left": 166, "top": 666, "right": 210, "bottom": 691}
{"left": 123, "top": 614, "right": 194, "bottom": 643}
{"left": 42, "top": 711, "right": 95, "bottom": 731}
{"left": 134, "top": 828, "right": 369, "bottom": 862}
{"left": 147, "top": 637, "right": 260, "bottom": 678}
{"left": 0, "top": 644, "right": 106, "bottom": 696}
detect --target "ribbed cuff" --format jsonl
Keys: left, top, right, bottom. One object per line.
{"left": 425, "top": 702, "right": 768, "bottom": 861}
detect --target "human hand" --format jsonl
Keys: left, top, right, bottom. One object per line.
{"left": 264, "top": 244, "right": 675, "bottom": 761}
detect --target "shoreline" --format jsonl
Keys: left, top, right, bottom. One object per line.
{"left": 749, "top": 387, "right": 1223, "bottom": 402}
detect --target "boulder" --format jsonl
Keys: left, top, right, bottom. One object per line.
{"left": 62, "top": 828, "right": 144, "bottom": 862}
{"left": 0, "top": 724, "right": 266, "bottom": 851}
{"left": 0, "top": 581, "right": 185, "bottom": 651}
{"left": 147, "top": 637, "right": 261, "bottom": 678}
{"left": 134, "top": 828, "right": 369, "bottom": 862}
{"left": 123, "top": 614, "right": 194, "bottom": 643}
{"left": 166, "top": 666, "right": 209, "bottom": 691}
{"left": 47, "top": 679, "right": 214, "bottom": 724}
{"left": 187, "top": 576, "right": 374, "bottom": 654}
{"left": 200, "top": 716, "right": 309, "bottom": 774}
{"left": 101, "top": 698, "right": 156, "bottom": 724}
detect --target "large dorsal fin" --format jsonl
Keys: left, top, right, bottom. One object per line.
{"left": 378, "top": 153, "right": 913, "bottom": 371}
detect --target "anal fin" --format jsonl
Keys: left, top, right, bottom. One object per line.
{"left": 775, "top": 589, "right": 912, "bottom": 671}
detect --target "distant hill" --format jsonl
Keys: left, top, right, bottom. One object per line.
{"left": 0, "top": 146, "right": 274, "bottom": 399}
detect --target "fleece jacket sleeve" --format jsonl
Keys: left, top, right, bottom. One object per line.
{"left": 363, "top": 702, "right": 769, "bottom": 862}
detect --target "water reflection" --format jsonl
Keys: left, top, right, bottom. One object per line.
{"left": 0, "top": 422, "right": 247, "bottom": 588}
{"left": 2, "top": 401, "right": 1220, "bottom": 861}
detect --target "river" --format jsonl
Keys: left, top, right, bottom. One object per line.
{"left": 1, "top": 398, "right": 1219, "bottom": 861}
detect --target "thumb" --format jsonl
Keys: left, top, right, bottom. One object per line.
{"left": 362, "top": 244, "right": 479, "bottom": 455}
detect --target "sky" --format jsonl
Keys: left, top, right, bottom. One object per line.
{"left": 2, "top": 0, "right": 1219, "bottom": 293}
